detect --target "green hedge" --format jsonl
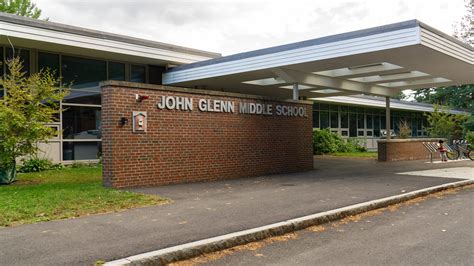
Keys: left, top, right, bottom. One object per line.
{"left": 313, "top": 129, "right": 367, "bottom": 154}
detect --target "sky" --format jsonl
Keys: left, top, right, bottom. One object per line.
{"left": 34, "top": 0, "right": 467, "bottom": 56}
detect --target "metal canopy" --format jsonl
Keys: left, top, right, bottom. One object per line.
{"left": 163, "top": 20, "right": 474, "bottom": 99}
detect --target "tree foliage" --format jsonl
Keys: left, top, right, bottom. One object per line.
{"left": 0, "top": 57, "right": 68, "bottom": 168}
{"left": 0, "top": 0, "right": 43, "bottom": 19}
{"left": 453, "top": 0, "right": 473, "bottom": 45}
{"left": 412, "top": 85, "right": 474, "bottom": 114}
{"left": 425, "top": 106, "right": 468, "bottom": 142}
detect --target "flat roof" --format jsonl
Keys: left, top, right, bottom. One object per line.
{"left": 0, "top": 12, "right": 220, "bottom": 65}
{"left": 163, "top": 20, "right": 473, "bottom": 99}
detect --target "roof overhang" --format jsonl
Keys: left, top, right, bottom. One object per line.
{"left": 0, "top": 12, "right": 220, "bottom": 65}
{"left": 163, "top": 20, "right": 474, "bottom": 99}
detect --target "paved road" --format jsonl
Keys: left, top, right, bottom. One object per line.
{"left": 204, "top": 187, "right": 474, "bottom": 266}
{"left": 0, "top": 158, "right": 471, "bottom": 265}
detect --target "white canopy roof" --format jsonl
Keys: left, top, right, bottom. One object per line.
{"left": 163, "top": 20, "right": 473, "bottom": 99}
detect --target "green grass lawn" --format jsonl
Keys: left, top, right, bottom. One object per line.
{"left": 327, "top": 151, "right": 378, "bottom": 158}
{"left": 0, "top": 166, "right": 167, "bottom": 227}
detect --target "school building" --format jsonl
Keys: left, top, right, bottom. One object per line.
{"left": 1, "top": 12, "right": 472, "bottom": 187}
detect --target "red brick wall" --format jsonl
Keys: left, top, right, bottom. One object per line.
{"left": 101, "top": 81, "right": 313, "bottom": 188}
{"left": 378, "top": 139, "right": 445, "bottom": 162}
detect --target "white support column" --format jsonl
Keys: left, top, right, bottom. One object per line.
{"left": 385, "top": 96, "right": 391, "bottom": 140}
{"left": 292, "top": 83, "right": 299, "bottom": 100}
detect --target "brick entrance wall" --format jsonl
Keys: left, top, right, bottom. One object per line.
{"left": 101, "top": 81, "right": 313, "bottom": 188}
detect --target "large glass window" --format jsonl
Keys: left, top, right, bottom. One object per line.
{"left": 62, "top": 56, "right": 106, "bottom": 90}
{"left": 38, "top": 52, "right": 60, "bottom": 79}
{"left": 108, "top": 62, "right": 125, "bottom": 81}
{"left": 349, "top": 113, "right": 357, "bottom": 137}
{"left": 313, "top": 111, "right": 319, "bottom": 128}
{"left": 320, "top": 111, "right": 329, "bottom": 129}
{"left": 374, "top": 115, "right": 381, "bottom": 137}
{"left": 340, "top": 112, "right": 349, "bottom": 128}
{"left": 330, "top": 112, "right": 338, "bottom": 128}
{"left": 62, "top": 106, "right": 101, "bottom": 139}
{"left": 131, "top": 65, "right": 146, "bottom": 83}
{"left": 63, "top": 141, "right": 101, "bottom": 161}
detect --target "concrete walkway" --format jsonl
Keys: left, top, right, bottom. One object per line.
{"left": 0, "top": 157, "right": 472, "bottom": 265}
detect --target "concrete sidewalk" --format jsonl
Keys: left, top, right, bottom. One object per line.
{"left": 0, "top": 157, "right": 472, "bottom": 265}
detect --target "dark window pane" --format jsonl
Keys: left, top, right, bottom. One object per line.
{"left": 108, "top": 62, "right": 125, "bottom": 81}
{"left": 38, "top": 52, "right": 59, "bottom": 79}
{"left": 63, "top": 141, "right": 101, "bottom": 160}
{"left": 62, "top": 106, "right": 101, "bottom": 139}
{"left": 313, "top": 111, "right": 319, "bottom": 128}
{"left": 6, "top": 48, "right": 30, "bottom": 75}
{"left": 349, "top": 113, "right": 357, "bottom": 137}
{"left": 381, "top": 116, "right": 386, "bottom": 130}
{"left": 330, "top": 112, "right": 338, "bottom": 128}
{"left": 329, "top": 105, "right": 338, "bottom": 112}
{"left": 366, "top": 114, "right": 373, "bottom": 129}
{"left": 340, "top": 112, "right": 349, "bottom": 128}
{"left": 374, "top": 115, "right": 380, "bottom": 130}
{"left": 148, "top": 65, "right": 164, "bottom": 85}
{"left": 357, "top": 114, "right": 365, "bottom": 129}
{"left": 62, "top": 90, "right": 101, "bottom": 105}
{"left": 313, "top": 103, "right": 319, "bottom": 110}
{"left": 320, "top": 111, "right": 329, "bottom": 129}
{"left": 340, "top": 105, "right": 348, "bottom": 112}
{"left": 131, "top": 65, "right": 146, "bottom": 83}
{"left": 62, "top": 56, "right": 106, "bottom": 90}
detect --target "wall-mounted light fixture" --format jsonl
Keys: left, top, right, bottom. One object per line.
{"left": 135, "top": 94, "right": 150, "bottom": 102}
{"left": 120, "top": 117, "right": 129, "bottom": 126}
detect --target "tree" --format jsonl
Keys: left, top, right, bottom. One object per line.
{"left": 425, "top": 105, "right": 468, "bottom": 142}
{"left": 453, "top": 0, "right": 473, "bottom": 45}
{"left": 0, "top": 57, "right": 68, "bottom": 183}
{"left": 412, "top": 86, "right": 474, "bottom": 114}
{"left": 0, "top": 0, "right": 43, "bottom": 19}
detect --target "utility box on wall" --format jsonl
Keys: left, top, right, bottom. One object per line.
{"left": 101, "top": 81, "right": 314, "bottom": 188}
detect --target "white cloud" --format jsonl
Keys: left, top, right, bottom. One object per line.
{"left": 34, "top": 0, "right": 467, "bottom": 55}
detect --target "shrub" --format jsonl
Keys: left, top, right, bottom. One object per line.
{"left": 18, "top": 158, "right": 53, "bottom": 173}
{"left": 466, "top": 131, "right": 474, "bottom": 145}
{"left": 313, "top": 129, "right": 367, "bottom": 154}
{"left": 398, "top": 120, "right": 411, "bottom": 139}
{"left": 425, "top": 105, "right": 467, "bottom": 142}
{"left": 313, "top": 129, "right": 343, "bottom": 154}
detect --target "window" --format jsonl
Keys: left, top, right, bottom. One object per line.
{"left": 108, "top": 62, "right": 125, "bottom": 81}
{"left": 374, "top": 115, "right": 381, "bottom": 137}
{"left": 38, "top": 52, "right": 60, "bottom": 79}
{"left": 340, "top": 112, "right": 349, "bottom": 128}
{"left": 357, "top": 114, "right": 365, "bottom": 129}
{"left": 366, "top": 115, "right": 373, "bottom": 129}
{"left": 131, "top": 65, "right": 146, "bottom": 83}
{"left": 62, "top": 106, "right": 101, "bottom": 139}
{"left": 349, "top": 113, "right": 357, "bottom": 137}
{"left": 63, "top": 142, "right": 101, "bottom": 161}
{"left": 330, "top": 112, "right": 338, "bottom": 128}
{"left": 320, "top": 111, "right": 329, "bottom": 129}
{"left": 313, "top": 111, "right": 319, "bottom": 128}
{"left": 63, "top": 90, "right": 101, "bottom": 105}
{"left": 62, "top": 56, "right": 106, "bottom": 90}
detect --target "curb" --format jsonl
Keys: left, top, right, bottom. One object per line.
{"left": 105, "top": 179, "right": 474, "bottom": 266}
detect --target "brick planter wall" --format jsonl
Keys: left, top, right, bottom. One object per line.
{"left": 101, "top": 81, "right": 313, "bottom": 188}
{"left": 377, "top": 138, "right": 445, "bottom": 162}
